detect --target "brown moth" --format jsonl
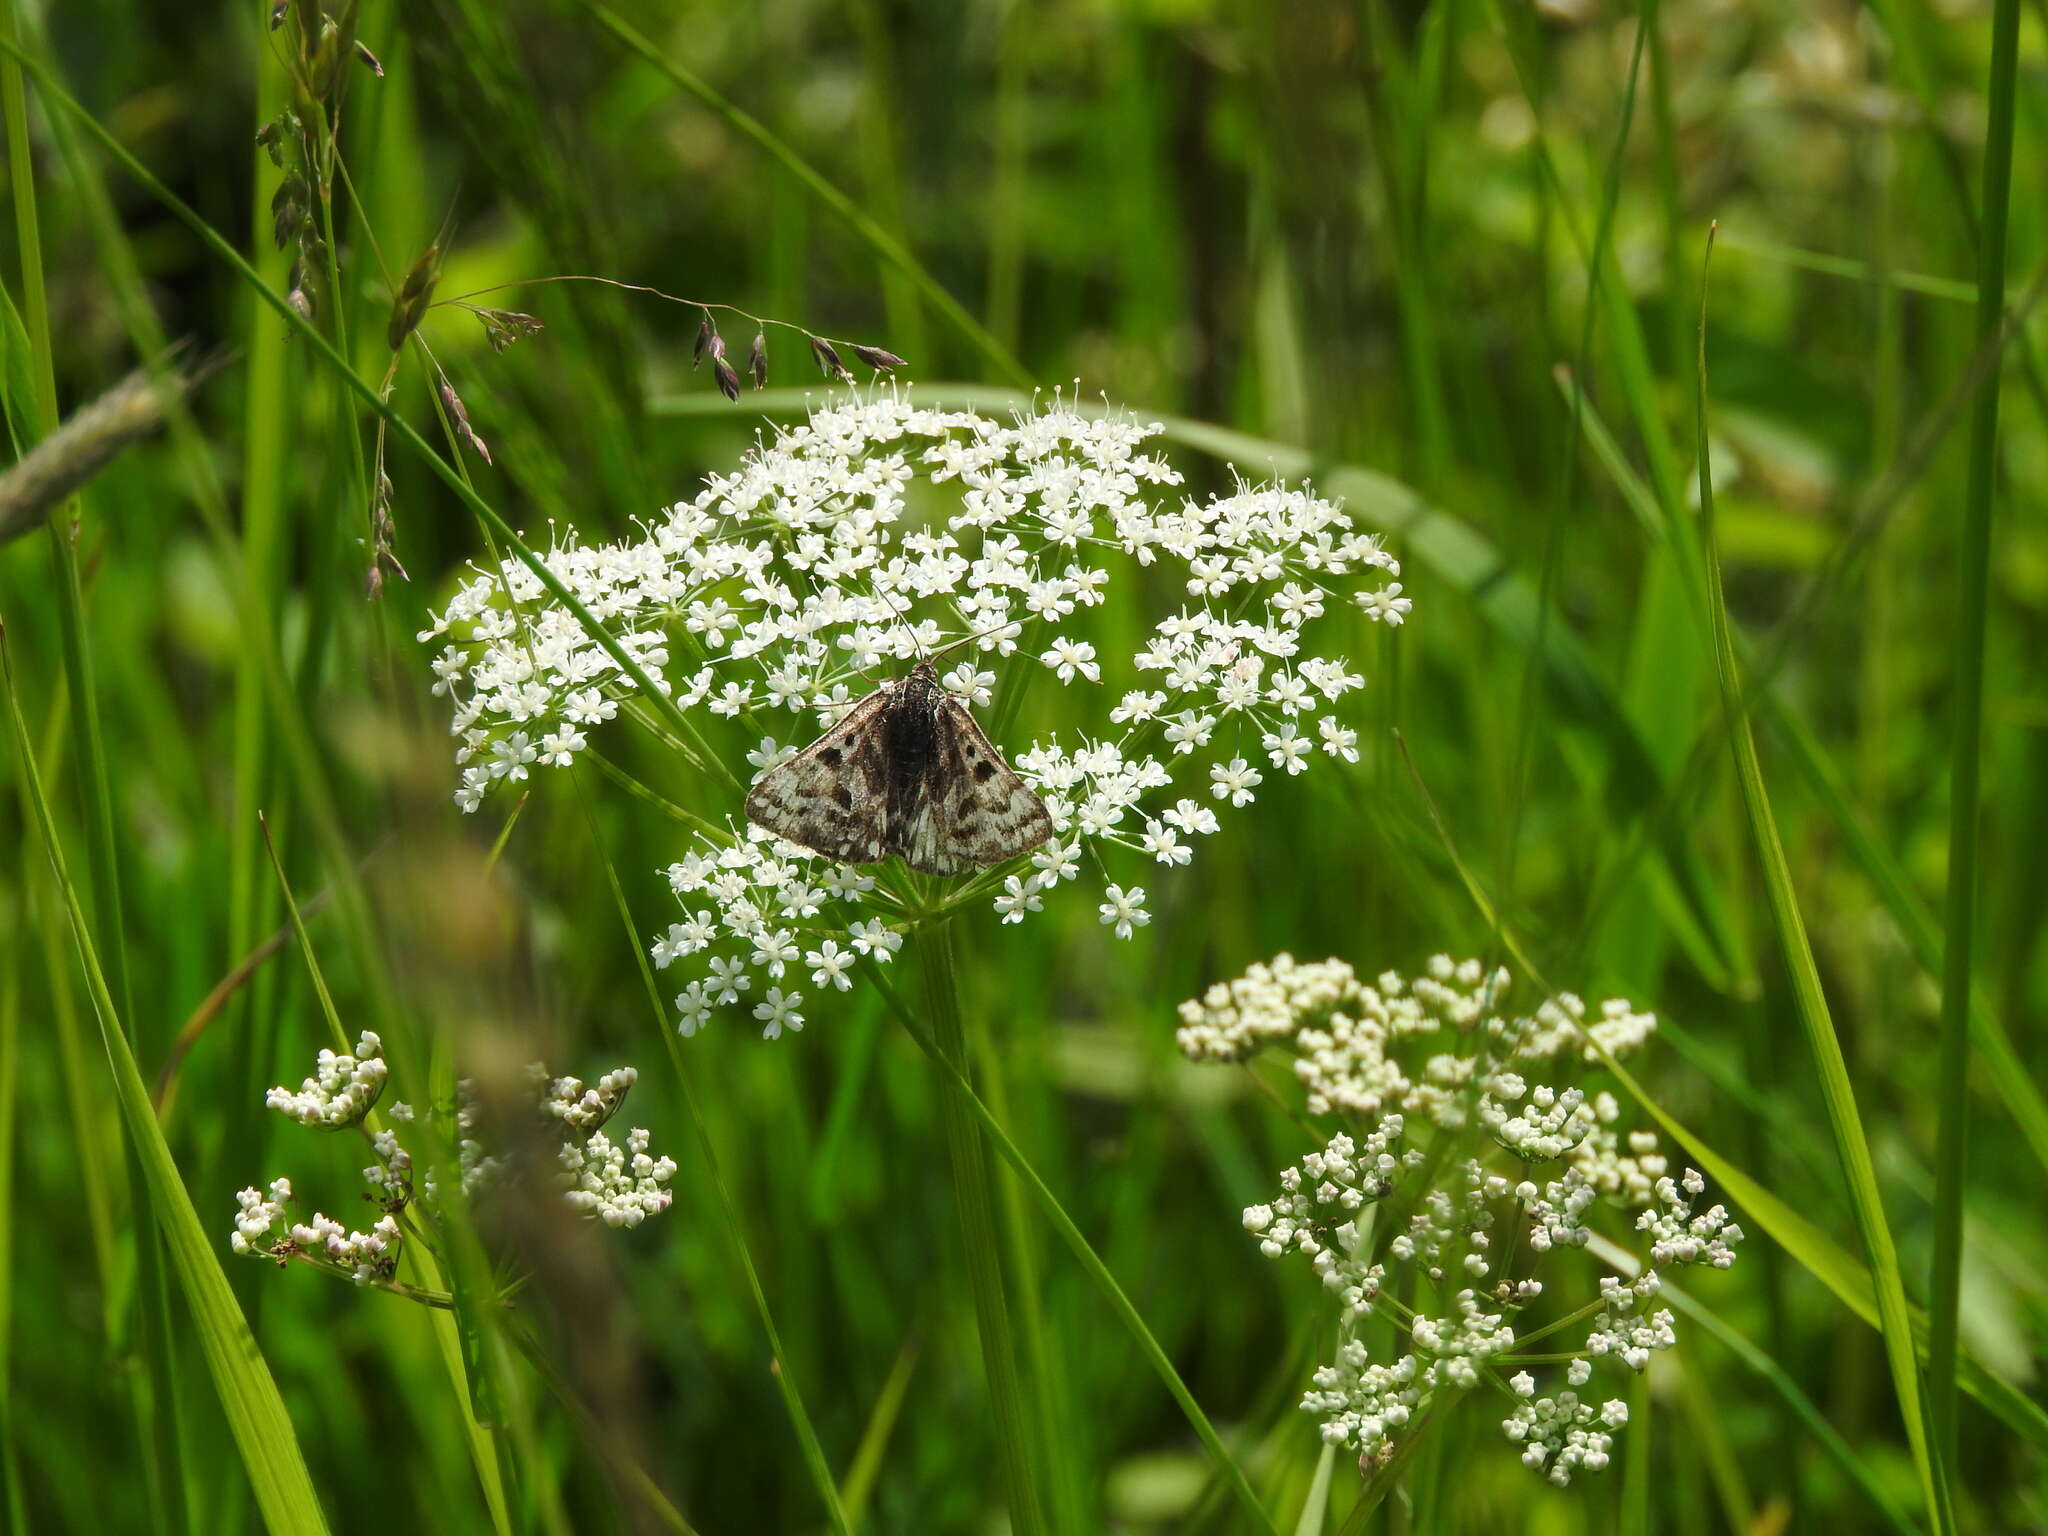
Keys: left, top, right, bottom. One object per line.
{"left": 743, "top": 660, "right": 1054, "bottom": 875}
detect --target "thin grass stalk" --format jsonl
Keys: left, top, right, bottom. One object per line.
{"left": 964, "top": 986, "right": 1081, "bottom": 1531}
{"left": 1690, "top": 228, "right": 1949, "bottom": 1532}
{"left": 573, "top": 774, "right": 853, "bottom": 1536}
{"left": 861, "top": 953, "right": 1283, "bottom": 1536}
{"left": 0, "top": 939, "right": 21, "bottom": 1533}
{"left": 1585, "top": 1233, "right": 1919, "bottom": 1536}
{"left": 914, "top": 920, "right": 1048, "bottom": 1534}
{"left": 1929, "top": 0, "right": 2020, "bottom": 1480}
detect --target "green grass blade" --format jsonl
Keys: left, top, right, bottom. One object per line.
{"left": 573, "top": 772, "right": 852, "bottom": 1536}
{"left": 860, "top": 955, "right": 1282, "bottom": 1536}
{"left": 1691, "top": 230, "right": 1948, "bottom": 1532}
{"left": 840, "top": 1329, "right": 921, "bottom": 1535}
{"left": 1928, "top": 0, "right": 2020, "bottom": 1479}
{"left": 0, "top": 628, "right": 331, "bottom": 1536}
{"left": 1587, "top": 1235, "right": 1918, "bottom": 1536}
{"left": 1291, "top": 1443, "right": 1335, "bottom": 1536}
{"left": 914, "top": 922, "right": 1047, "bottom": 1534}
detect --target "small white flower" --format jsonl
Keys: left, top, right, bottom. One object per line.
{"left": 1043, "top": 637, "right": 1100, "bottom": 684}
{"left": 1209, "top": 757, "right": 1263, "bottom": 806}
{"left": 1317, "top": 717, "right": 1359, "bottom": 761}
{"left": 1355, "top": 583, "right": 1412, "bottom": 626}
{"left": 994, "top": 873, "right": 1044, "bottom": 923}
{"left": 807, "top": 940, "right": 855, "bottom": 991}
{"left": 848, "top": 919, "right": 901, "bottom": 959}
{"left": 753, "top": 987, "right": 806, "bottom": 1040}
{"left": 1097, "top": 884, "right": 1151, "bottom": 939}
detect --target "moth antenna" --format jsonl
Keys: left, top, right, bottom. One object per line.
{"left": 928, "top": 616, "right": 1027, "bottom": 671}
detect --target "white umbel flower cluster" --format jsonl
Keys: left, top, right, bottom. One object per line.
{"left": 233, "top": 1041, "right": 679, "bottom": 1300}
{"left": 1638, "top": 1168, "right": 1744, "bottom": 1267}
{"left": 423, "top": 390, "right": 1411, "bottom": 1037}
{"left": 1189, "top": 952, "right": 1736, "bottom": 1489}
{"left": 264, "top": 1032, "right": 387, "bottom": 1127}
{"left": 1502, "top": 1389, "right": 1630, "bottom": 1486}
{"left": 560, "top": 1127, "right": 678, "bottom": 1227}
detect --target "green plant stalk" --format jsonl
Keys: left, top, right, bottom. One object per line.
{"left": 1622, "top": 1363, "right": 1650, "bottom": 1536}
{"left": 0, "top": 940, "right": 21, "bottom": 1534}
{"left": 575, "top": 0, "right": 1029, "bottom": 388}
{"left": 576, "top": 774, "right": 852, "bottom": 1536}
{"left": 969, "top": 985, "right": 1082, "bottom": 1534}
{"left": 1, "top": 628, "right": 331, "bottom": 1535}
{"left": 1930, "top": 0, "right": 2020, "bottom": 1479}
{"left": 859, "top": 954, "right": 1282, "bottom": 1536}
{"left": 915, "top": 920, "right": 1048, "bottom": 1535}
{"left": 1691, "top": 230, "right": 1949, "bottom": 1532}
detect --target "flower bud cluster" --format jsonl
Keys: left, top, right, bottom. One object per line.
{"left": 233, "top": 1041, "right": 679, "bottom": 1300}
{"left": 264, "top": 1032, "right": 387, "bottom": 1127}
{"left": 536, "top": 1065, "right": 637, "bottom": 1133}
{"left": 1501, "top": 1389, "right": 1630, "bottom": 1486}
{"left": 1638, "top": 1169, "right": 1744, "bottom": 1268}
{"left": 560, "top": 1127, "right": 679, "bottom": 1228}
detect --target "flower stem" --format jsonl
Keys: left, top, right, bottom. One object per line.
{"left": 1930, "top": 0, "right": 2020, "bottom": 1485}
{"left": 915, "top": 920, "right": 1047, "bottom": 1535}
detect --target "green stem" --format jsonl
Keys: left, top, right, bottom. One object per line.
{"left": 1930, "top": 0, "right": 2019, "bottom": 1483}
{"left": 576, "top": 773, "right": 852, "bottom": 1536}
{"left": 863, "top": 953, "right": 1281, "bottom": 1536}
{"left": 915, "top": 920, "right": 1047, "bottom": 1534}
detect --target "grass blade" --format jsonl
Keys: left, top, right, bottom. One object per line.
{"left": 1928, "top": 0, "right": 2020, "bottom": 1478}
{"left": 914, "top": 922, "right": 1048, "bottom": 1534}
{"left": 1691, "top": 227, "right": 1948, "bottom": 1531}
{"left": 0, "top": 625, "right": 330, "bottom": 1536}
{"left": 860, "top": 954, "right": 1282, "bottom": 1536}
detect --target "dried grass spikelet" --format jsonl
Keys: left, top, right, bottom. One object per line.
{"left": 0, "top": 349, "right": 226, "bottom": 548}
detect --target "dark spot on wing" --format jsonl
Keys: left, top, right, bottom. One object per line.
{"left": 820, "top": 746, "right": 843, "bottom": 766}
{"left": 973, "top": 760, "right": 997, "bottom": 783}
{"left": 833, "top": 786, "right": 853, "bottom": 810}
{"left": 955, "top": 815, "right": 980, "bottom": 835}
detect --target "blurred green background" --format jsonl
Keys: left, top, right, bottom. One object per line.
{"left": 2, "top": 0, "right": 2045, "bottom": 1530}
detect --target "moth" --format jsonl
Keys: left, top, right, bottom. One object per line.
{"left": 744, "top": 660, "right": 1055, "bottom": 875}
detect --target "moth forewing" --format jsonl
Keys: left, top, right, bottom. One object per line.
{"left": 742, "top": 661, "right": 1053, "bottom": 875}
{"left": 741, "top": 687, "right": 894, "bottom": 865}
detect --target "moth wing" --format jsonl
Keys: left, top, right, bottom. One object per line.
{"left": 743, "top": 688, "right": 893, "bottom": 864}
{"left": 891, "top": 696, "right": 1055, "bottom": 876}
